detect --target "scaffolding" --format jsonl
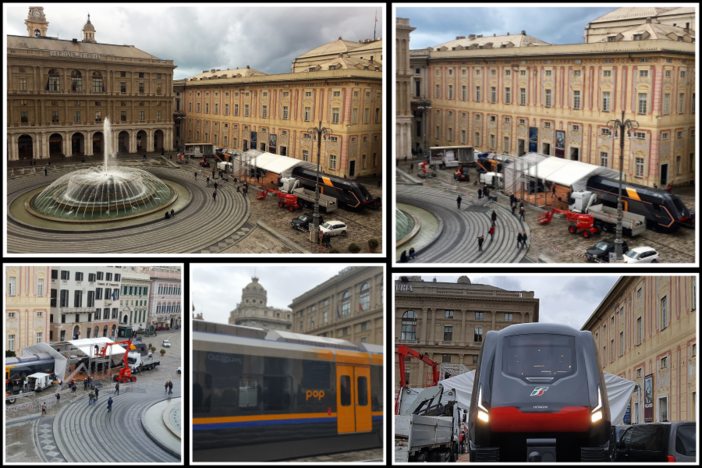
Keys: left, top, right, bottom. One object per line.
{"left": 53, "top": 339, "right": 123, "bottom": 386}
{"left": 438, "top": 363, "right": 470, "bottom": 382}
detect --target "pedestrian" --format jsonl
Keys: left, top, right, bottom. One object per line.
{"left": 168, "top": 381, "right": 173, "bottom": 395}
{"left": 520, "top": 206, "right": 526, "bottom": 221}
{"left": 399, "top": 250, "right": 408, "bottom": 263}
{"left": 56, "top": 391, "right": 61, "bottom": 404}
{"left": 165, "top": 211, "right": 170, "bottom": 220}
{"left": 213, "top": 191, "right": 217, "bottom": 202}
{"left": 477, "top": 235, "right": 484, "bottom": 252}
{"left": 517, "top": 232, "right": 523, "bottom": 249}
{"left": 666, "top": 183, "right": 672, "bottom": 193}
{"left": 94, "top": 386, "right": 99, "bottom": 401}
{"left": 409, "top": 247, "right": 416, "bottom": 259}
{"left": 456, "top": 194, "right": 462, "bottom": 209}
{"left": 194, "top": 172, "right": 197, "bottom": 179}
{"left": 488, "top": 225, "right": 495, "bottom": 241}
{"left": 170, "top": 209, "right": 175, "bottom": 218}
{"left": 491, "top": 210, "right": 497, "bottom": 225}
{"left": 214, "top": 182, "right": 218, "bottom": 191}
{"left": 84, "top": 378, "right": 88, "bottom": 391}
{"left": 107, "top": 397, "right": 113, "bottom": 413}
{"left": 519, "top": 200, "right": 524, "bottom": 210}
{"left": 115, "top": 382, "right": 120, "bottom": 395}
{"left": 89, "top": 391, "right": 95, "bottom": 405}
{"left": 478, "top": 188, "right": 483, "bottom": 199}
{"left": 410, "top": 163, "right": 414, "bottom": 173}
{"left": 236, "top": 184, "right": 240, "bottom": 193}
{"left": 510, "top": 193, "right": 515, "bottom": 206}
{"left": 72, "top": 383, "right": 77, "bottom": 393}
{"left": 243, "top": 186, "right": 248, "bottom": 196}
{"left": 551, "top": 184, "right": 556, "bottom": 198}
{"left": 404, "top": 156, "right": 407, "bottom": 164}
{"left": 484, "top": 186, "right": 490, "bottom": 198}
{"left": 165, "top": 381, "right": 169, "bottom": 393}
{"left": 44, "top": 167, "right": 48, "bottom": 176}
{"left": 511, "top": 203, "right": 516, "bottom": 216}
{"left": 206, "top": 176, "right": 210, "bottom": 186}
{"left": 522, "top": 231, "right": 528, "bottom": 248}
{"left": 41, "top": 402, "right": 47, "bottom": 416}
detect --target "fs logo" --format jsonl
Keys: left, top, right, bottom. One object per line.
{"left": 306, "top": 390, "right": 325, "bottom": 401}
{"left": 530, "top": 387, "right": 549, "bottom": 397}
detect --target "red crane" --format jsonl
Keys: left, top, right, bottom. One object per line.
{"left": 396, "top": 345, "right": 440, "bottom": 415}
{"left": 97, "top": 340, "right": 137, "bottom": 383}
{"left": 539, "top": 208, "right": 600, "bottom": 238}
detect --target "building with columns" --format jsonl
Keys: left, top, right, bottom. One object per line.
{"left": 408, "top": 7, "right": 696, "bottom": 188}
{"left": 289, "top": 266, "right": 384, "bottom": 345}
{"left": 118, "top": 271, "right": 151, "bottom": 333}
{"left": 138, "top": 266, "right": 182, "bottom": 329}
{"left": 229, "top": 277, "right": 292, "bottom": 331}
{"left": 394, "top": 276, "right": 539, "bottom": 390}
{"left": 7, "top": 6, "right": 177, "bottom": 161}
{"left": 581, "top": 276, "right": 696, "bottom": 423}
{"left": 5, "top": 266, "right": 51, "bottom": 355}
{"left": 395, "top": 18, "right": 415, "bottom": 161}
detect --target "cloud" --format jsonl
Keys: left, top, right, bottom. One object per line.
{"left": 6, "top": 5, "right": 383, "bottom": 79}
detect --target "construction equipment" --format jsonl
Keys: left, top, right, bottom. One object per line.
{"left": 543, "top": 208, "right": 600, "bottom": 238}
{"left": 570, "top": 191, "right": 646, "bottom": 236}
{"left": 396, "top": 345, "right": 440, "bottom": 415}
{"left": 97, "top": 340, "right": 137, "bottom": 383}
{"left": 454, "top": 165, "right": 470, "bottom": 182}
{"left": 200, "top": 156, "right": 211, "bottom": 168}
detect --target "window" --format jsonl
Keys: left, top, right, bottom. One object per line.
{"left": 601, "top": 152, "right": 608, "bottom": 167}
{"left": 635, "top": 132, "right": 646, "bottom": 139}
{"left": 619, "top": 332, "right": 624, "bottom": 357}
{"left": 444, "top": 326, "right": 453, "bottom": 341}
{"left": 445, "top": 310, "right": 454, "bottom": 319}
{"left": 234, "top": 104, "right": 239, "bottom": 116}
{"left": 692, "top": 344, "right": 696, "bottom": 357}
{"left": 283, "top": 106, "right": 288, "bottom": 120}
{"left": 462, "top": 130, "right": 466, "bottom": 144}
{"left": 9, "top": 277, "right": 16, "bottom": 296}
{"left": 639, "top": 70, "right": 649, "bottom": 78}
{"left": 602, "top": 128, "right": 611, "bottom": 136}
{"left": 448, "top": 85, "right": 453, "bottom": 99}
{"left": 8, "top": 335, "right": 15, "bottom": 351}
{"left": 157, "top": 110, "right": 161, "bottom": 122}
{"left": 474, "top": 327, "right": 483, "bottom": 342}
{"left": 573, "top": 90, "right": 581, "bottom": 109}
{"left": 52, "top": 110, "right": 59, "bottom": 124}
{"left": 139, "top": 82, "right": 144, "bottom": 93}
{"left": 574, "top": 70, "right": 581, "bottom": 77}
{"left": 329, "top": 154, "right": 336, "bottom": 169}
{"left": 490, "top": 134, "right": 495, "bottom": 148}
{"left": 331, "top": 107, "right": 340, "bottom": 124}
{"left": 364, "top": 108, "right": 369, "bottom": 124}
{"left": 520, "top": 88, "right": 526, "bottom": 105}
{"left": 61, "top": 271, "right": 69, "bottom": 280}
{"left": 139, "top": 110, "right": 144, "bottom": 122}
{"left": 544, "top": 122, "right": 551, "bottom": 128}
{"left": 637, "top": 368, "right": 642, "bottom": 378}
{"left": 661, "top": 296, "right": 668, "bottom": 330}
{"left": 352, "top": 108, "right": 358, "bottom": 124}
{"left": 678, "top": 93, "right": 684, "bottom": 113}
{"left": 462, "top": 85, "right": 466, "bottom": 100}
{"left": 504, "top": 313, "right": 513, "bottom": 322}
{"left": 475, "top": 312, "right": 484, "bottom": 320}
{"left": 476, "top": 86, "right": 481, "bottom": 102}
{"left": 520, "top": 119, "right": 526, "bottom": 126}
{"left": 520, "top": 70, "right": 526, "bottom": 76}
{"left": 638, "top": 93, "right": 647, "bottom": 114}
{"left": 661, "top": 356, "right": 668, "bottom": 369}
{"left": 435, "top": 126, "right": 440, "bottom": 139}
{"left": 475, "top": 132, "right": 481, "bottom": 146}
{"left": 680, "top": 71, "right": 686, "bottom": 78}
{"left": 611, "top": 339, "right": 614, "bottom": 362}
{"left": 603, "top": 91, "right": 610, "bottom": 111}
{"left": 244, "top": 104, "right": 249, "bottom": 117}
{"left": 505, "top": 87, "right": 511, "bottom": 105}
{"left": 604, "top": 70, "right": 612, "bottom": 77}
{"left": 545, "top": 70, "right": 552, "bottom": 77}
{"left": 545, "top": 89, "right": 552, "bottom": 107}
{"left": 435, "top": 84, "right": 440, "bottom": 98}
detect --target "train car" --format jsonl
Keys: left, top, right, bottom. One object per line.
{"left": 193, "top": 321, "right": 383, "bottom": 462}
{"left": 5, "top": 353, "right": 55, "bottom": 383}
{"left": 291, "top": 167, "right": 381, "bottom": 211}
{"left": 469, "top": 323, "right": 611, "bottom": 462}
{"left": 586, "top": 176, "right": 693, "bottom": 232}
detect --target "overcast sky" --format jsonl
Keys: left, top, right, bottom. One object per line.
{"left": 5, "top": 3, "right": 384, "bottom": 79}
{"left": 396, "top": 6, "right": 615, "bottom": 49}
{"left": 397, "top": 274, "right": 621, "bottom": 330}
{"left": 192, "top": 264, "right": 363, "bottom": 325}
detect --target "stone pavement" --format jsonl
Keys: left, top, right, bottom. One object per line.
{"left": 7, "top": 163, "right": 252, "bottom": 254}
{"left": 397, "top": 184, "right": 528, "bottom": 263}
{"left": 5, "top": 419, "right": 44, "bottom": 463}
{"left": 37, "top": 416, "right": 66, "bottom": 463}
{"left": 283, "top": 447, "right": 383, "bottom": 462}
{"left": 52, "top": 381, "right": 180, "bottom": 463}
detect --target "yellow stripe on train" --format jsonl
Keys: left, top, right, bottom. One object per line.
{"left": 194, "top": 412, "right": 337, "bottom": 424}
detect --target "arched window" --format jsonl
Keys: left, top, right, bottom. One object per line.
{"left": 94, "top": 326, "right": 99, "bottom": 338}
{"left": 72, "top": 325, "right": 80, "bottom": 339}
{"left": 359, "top": 283, "right": 370, "bottom": 311}
{"left": 48, "top": 69, "right": 60, "bottom": 92}
{"left": 87, "top": 327, "right": 91, "bottom": 338}
{"left": 401, "top": 311, "right": 418, "bottom": 340}
{"left": 341, "top": 291, "right": 351, "bottom": 316}
{"left": 103, "top": 325, "right": 108, "bottom": 337}
{"left": 71, "top": 70, "right": 82, "bottom": 92}
{"left": 111, "top": 324, "right": 116, "bottom": 336}
{"left": 156, "top": 304, "right": 161, "bottom": 313}
{"left": 92, "top": 71, "right": 104, "bottom": 93}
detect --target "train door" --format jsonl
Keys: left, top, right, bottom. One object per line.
{"left": 660, "top": 163, "right": 668, "bottom": 186}
{"left": 336, "top": 365, "right": 372, "bottom": 434}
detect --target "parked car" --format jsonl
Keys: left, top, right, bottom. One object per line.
{"left": 162, "top": 340, "right": 171, "bottom": 348}
{"left": 613, "top": 422, "right": 696, "bottom": 462}
{"left": 623, "top": 246, "right": 659, "bottom": 263}
{"left": 319, "top": 221, "right": 348, "bottom": 237}
{"left": 610, "top": 425, "right": 630, "bottom": 460}
{"left": 585, "top": 240, "right": 629, "bottom": 262}
{"left": 290, "top": 213, "right": 324, "bottom": 232}
{"left": 177, "top": 367, "right": 181, "bottom": 374}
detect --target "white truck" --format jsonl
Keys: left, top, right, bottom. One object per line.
{"left": 429, "top": 146, "right": 477, "bottom": 169}
{"left": 278, "top": 177, "right": 338, "bottom": 212}
{"left": 26, "top": 373, "right": 53, "bottom": 392}
{"left": 570, "top": 191, "right": 647, "bottom": 237}
{"left": 127, "top": 352, "right": 161, "bottom": 374}
{"left": 479, "top": 171, "right": 503, "bottom": 188}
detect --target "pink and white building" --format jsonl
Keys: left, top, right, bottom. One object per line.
{"left": 139, "top": 267, "right": 182, "bottom": 329}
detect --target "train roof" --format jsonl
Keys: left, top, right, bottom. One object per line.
{"left": 6, "top": 353, "right": 54, "bottom": 364}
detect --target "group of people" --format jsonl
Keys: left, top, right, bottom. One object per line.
{"left": 164, "top": 380, "right": 174, "bottom": 395}
{"left": 398, "top": 247, "right": 416, "bottom": 263}
{"left": 164, "top": 209, "right": 176, "bottom": 220}
{"left": 509, "top": 193, "right": 526, "bottom": 221}
{"left": 478, "top": 185, "right": 491, "bottom": 200}
{"left": 195, "top": 170, "right": 248, "bottom": 202}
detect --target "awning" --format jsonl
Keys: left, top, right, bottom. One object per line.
{"left": 524, "top": 156, "right": 620, "bottom": 191}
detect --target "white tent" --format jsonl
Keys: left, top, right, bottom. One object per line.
{"left": 235, "top": 150, "right": 318, "bottom": 179}
{"left": 525, "top": 157, "right": 620, "bottom": 192}
{"left": 21, "top": 343, "right": 68, "bottom": 383}
{"left": 67, "top": 337, "right": 128, "bottom": 358}
{"left": 398, "top": 371, "right": 636, "bottom": 426}
{"left": 503, "top": 152, "right": 548, "bottom": 194}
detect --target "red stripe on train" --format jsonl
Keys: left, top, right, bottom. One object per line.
{"left": 490, "top": 406, "right": 590, "bottom": 432}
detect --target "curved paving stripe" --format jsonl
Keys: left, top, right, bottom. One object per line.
{"left": 52, "top": 385, "right": 180, "bottom": 463}
{"left": 7, "top": 167, "right": 251, "bottom": 253}
{"left": 397, "top": 185, "right": 529, "bottom": 263}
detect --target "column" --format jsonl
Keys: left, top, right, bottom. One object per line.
{"left": 85, "top": 131, "right": 93, "bottom": 156}
{"left": 130, "top": 130, "right": 137, "bottom": 153}
{"left": 64, "top": 132, "right": 72, "bottom": 157}
{"left": 147, "top": 129, "right": 155, "bottom": 152}
{"left": 491, "top": 309, "right": 496, "bottom": 329}
{"left": 419, "top": 307, "right": 426, "bottom": 343}
{"left": 461, "top": 309, "right": 467, "bottom": 345}
{"left": 430, "top": 308, "right": 436, "bottom": 344}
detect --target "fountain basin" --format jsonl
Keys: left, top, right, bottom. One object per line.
{"left": 395, "top": 203, "right": 441, "bottom": 259}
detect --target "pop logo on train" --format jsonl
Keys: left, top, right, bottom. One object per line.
{"left": 305, "top": 390, "right": 325, "bottom": 400}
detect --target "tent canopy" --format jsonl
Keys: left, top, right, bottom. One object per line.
{"left": 525, "top": 156, "right": 620, "bottom": 191}
{"left": 22, "top": 342, "right": 68, "bottom": 382}
{"left": 67, "top": 337, "right": 128, "bottom": 358}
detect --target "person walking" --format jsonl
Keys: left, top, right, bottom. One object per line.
{"left": 456, "top": 194, "right": 462, "bottom": 209}
{"left": 551, "top": 184, "right": 556, "bottom": 198}
{"left": 477, "top": 235, "right": 484, "bottom": 252}
{"left": 206, "top": 176, "right": 210, "bottom": 186}
{"left": 56, "top": 391, "right": 61, "bottom": 405}
{"left": 115, "top": 382, "right": 120, "bottom": 395}
{"left": 478, "top": 188, "right": 483, "bottom": 199}
{"left": 94, "top": 386, "right": 99, "bottom": 401}
{"left": 511, "top": 203, "right": 516, "bottom": 216}
{"left": 165, "top": 381, "right": 169, "bottom": 393}
{"left": 44, "top": 166, "right": 48, "bottom": 176}
{"left": 409, "top": 247, "right": 416, "bottom": 259}
{"left": 72, "top": 383, "right": 77, "bottom": 393}
{"left": 107, "top": 397, "right": 113, "bottom": 413}
{"left": 491, "top": 210, "right": 497, "bottom": 225}
{"left": 214, "top": 182, "right": 218, "bottom": 191}
{"left": 519, "top": 205, "right": 526, "bottom": 221}
{"left": 410, "top": 163, "right": 414, "bottom": 173}
{"left": 194, "top": 172, "right": 198, "bottom": 180}
{"left": 84, "top": 378, "right": 88, "bottom": 391}
{"left": 666, "top": 183, "right": 672, "bottom": 193}
{"left": 517, "top": 232, "right": 523, "bottom": 249}
{"left": 88, "top": 390, "right": 95, "bottom": 405}
{"left": 41, "top": 402, "right": 47, "bottom": 416}
{"left": 484, "top": 186, "right": 490, "bottom": 199}
{"left": 213, "top": 191, "right": 217, "bottom": 202}
{"left": 168, "top": 381, "right": 173, "bottom": 395}
{"left": 488, "top": 225, "right": 495, "bottom": 241}
{"left": 522, "top": 231, "right": 528, "bottom": 249}
{"left": 509, "top": 193, "right": 515, "bottom": 206}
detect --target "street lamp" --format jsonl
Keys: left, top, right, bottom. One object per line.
{"left": 606, "top": 111, "right": 639, "bottom": 262}
{"left": 304, "top": 121, "right": 332, "bottom": 250}
{"left": 416, "top": 99, "right": 431, "bottom": 158}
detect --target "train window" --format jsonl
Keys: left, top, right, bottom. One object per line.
{"left": 371, "top": 367, "right": 383, "bottom": 411}
{"left": 239, "top": 376, "right": 261, "bottom": 410}
{"left": 503, "top": 334, "right": 576, "bottom": 380}
{"left": 340, "top": 376, "right": 351, "bottom": 406}
{"left": 302, "top": 361, "right": 331, "bottom": 388}
{"left": 262, "top": 376, "right": 292, "bottom": 411}
{"left": 193, "top": 372, "right": 212, "bottom": 414}
{"left": 357, "top": 376, "right": 368, "bottom": 406}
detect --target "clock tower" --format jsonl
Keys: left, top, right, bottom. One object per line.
{"left": 25, "top": 6, "right": 49, "bottom": 38}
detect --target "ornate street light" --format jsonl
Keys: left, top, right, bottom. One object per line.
{"left": 606, "top": 111, "right": 639, "bottom": 262}
{"left": 416, "top": 99, "right": 432, "bottom": 158}
{"left": 304, "top": 121, "right": 332, "bottom": 249}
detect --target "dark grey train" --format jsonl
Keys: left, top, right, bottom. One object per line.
{"left": 469, "top": 323, "right": 611, "bottom": 462}
{"left": 193, "top": 321, "right": 383, "bottom": 461}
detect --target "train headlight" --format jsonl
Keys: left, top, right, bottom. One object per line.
{"left": 591, "top": 410, "right": 603, "bottom": 423}
{"left": 591, "top": 384, "right": 603, "bottom": 423}
{"left": 478, "top": 410, "right": 490, "bottom": 423}
{"left": 477, "top": 385, "right": 490, "bottom": 423}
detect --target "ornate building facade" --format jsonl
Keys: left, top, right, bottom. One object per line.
{"left": 409, "top": 8, "right": 696, "bottom": 187}
{"left": 394, "top": 276, "right": 539, "bottom": 390}
{"left": 582, "top": 276, "right": 696, "bottom": 423}
{"left": 139, "top": 266, "right": 182, "bottom": 329}
{"left": 289, "top": 266, "right": 384, "bottom": 345}
{"left": 583, "top": 7, "right": 695, "bottom": 43}
{"left": 229, "top": 277, "right": 292, "bottom": 331}
{"left": 175, "top": 37, "right": 383, "bottom": 179}
{"left": 5, "top": 266, "right": 51, "bottom": 355}
{"left": 7, "top": 7, "right": 177, "bottom": 160}
{"left": 395, "top": 18, "right": 415, "bottom": 161}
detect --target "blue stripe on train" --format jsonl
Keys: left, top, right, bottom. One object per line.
{"left": 195, "top": 415, "right": 383, "bottom": 430}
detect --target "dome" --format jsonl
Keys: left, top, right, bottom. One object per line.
{"left": 83, "top": 14, "right": 95, "bottom": 31}
{"left": 457, "top": 276, "right": 472, "bottom": 284}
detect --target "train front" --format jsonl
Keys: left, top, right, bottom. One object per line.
{"left": 470, "top": 324, "right": 611, "bottom": 462}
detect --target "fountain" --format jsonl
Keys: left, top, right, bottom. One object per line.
{"left": 396, "top": 209, "right": 415, "bottom": 242}
{"left": 26, "top": 118, "right": 176, "bottom": 222}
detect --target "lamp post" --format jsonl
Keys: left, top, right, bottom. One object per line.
{"left": 304, "top": 121, "right": 332, "bottom": 250}
{"left": 606, "top": 111, "right": 639, "bottom": 262}
{"left": 416, "top": 99, "right": 431, "bottom": 159}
